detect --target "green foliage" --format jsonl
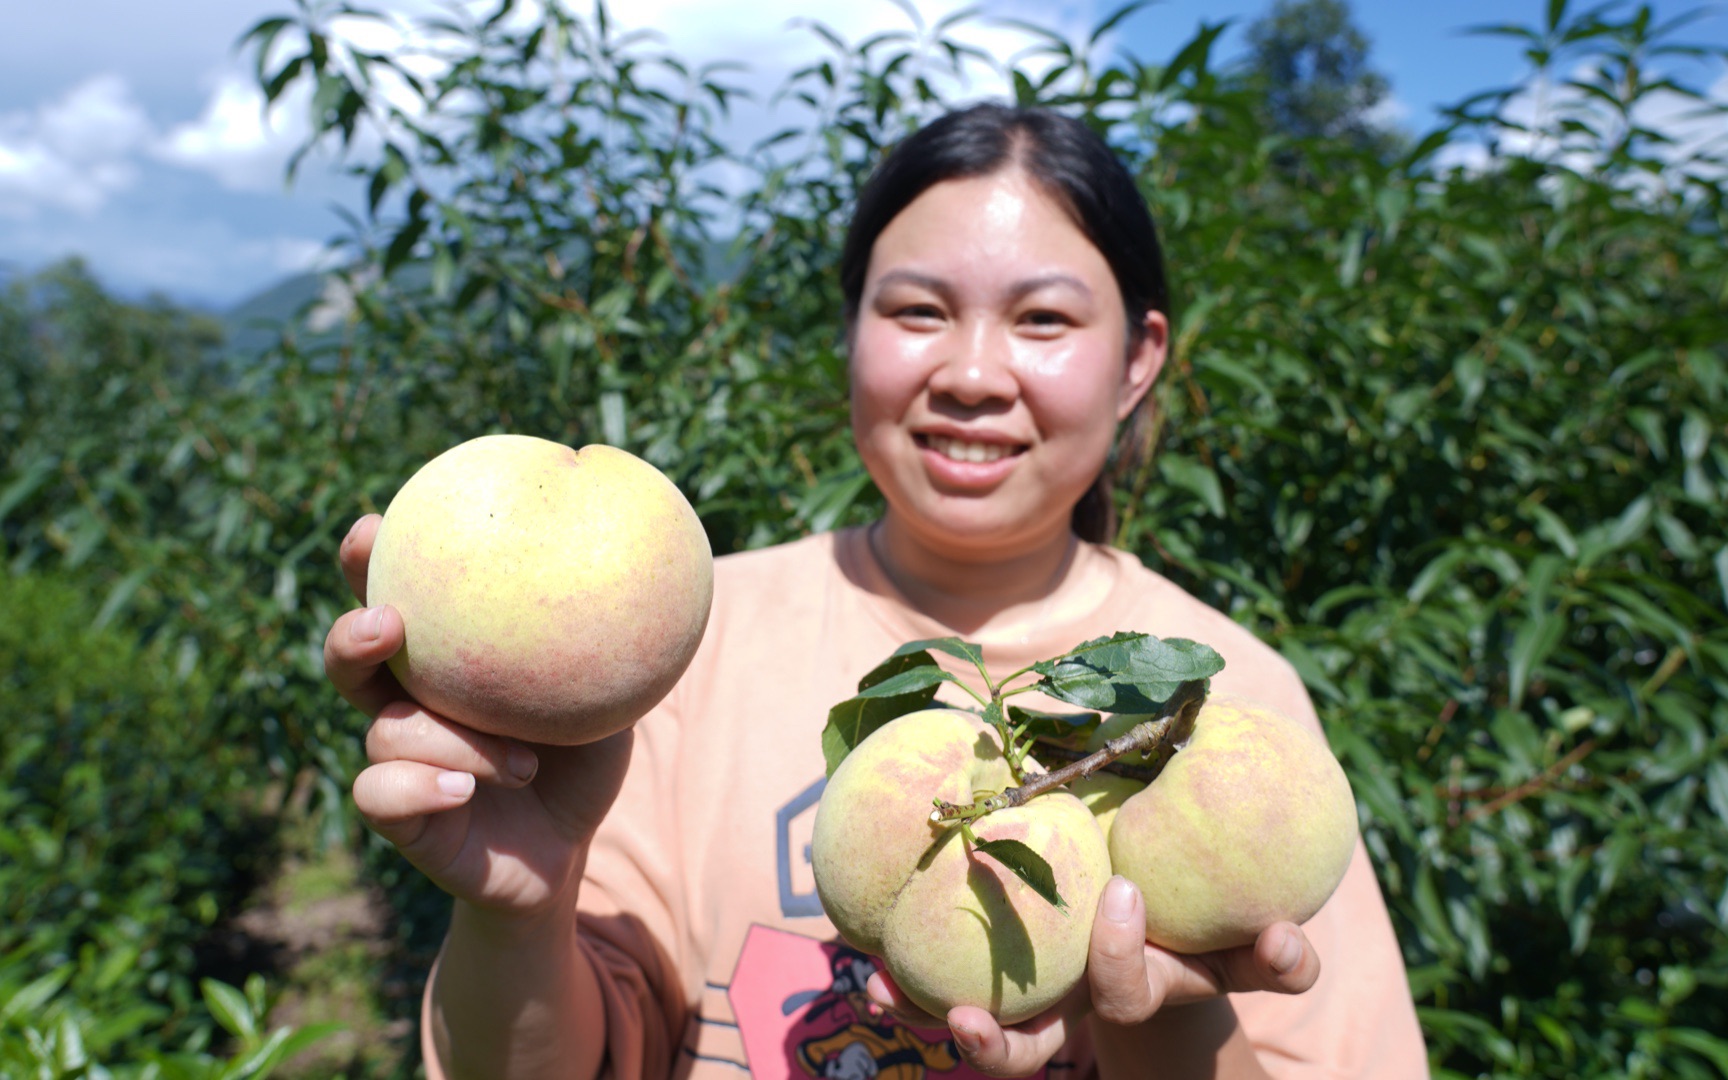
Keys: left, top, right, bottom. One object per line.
{"left": 0, "top": 959, "right": 338, "bottom": 1079}
{"left": 0, "top": 571, "right": 329, "bottom": 1071}
{"left": 3, "top": 0, "right": 1726, "bottom": 1075}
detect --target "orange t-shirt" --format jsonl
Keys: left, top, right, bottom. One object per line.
{"left": 514, "top": 528, "right": 1427, "bottom": 1079}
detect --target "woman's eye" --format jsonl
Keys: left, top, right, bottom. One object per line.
{"left": 897, "top": 305, "right": 943, "bottom": 322}
{"left": 1021, "top": 310, "right": 1070, "bottom": 331}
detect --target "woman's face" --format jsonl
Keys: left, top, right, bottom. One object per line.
{"left": 849, "top": 168, "right": 1166, "bottom": 558}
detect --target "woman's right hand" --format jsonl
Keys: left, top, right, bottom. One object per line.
{"left": 324, "top": 514, "right": 633, "bottom": 923}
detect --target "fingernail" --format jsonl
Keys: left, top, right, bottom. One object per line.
{"left": 1270, "top": 928, "right": 1301, "bottom": 974}
{"left": 1102, "top": 875, "right": 1136, "bottom": 924}
{"left": 506, "top": 744, "right": 538, "bottom": 783}
{"left": 951, "top": 1021, "right": 981, "bottom": 1056}
{"left": 437, "top": 771, "right": 475, "bottom": 798}
{"left": 353, "top": 606, "right": 384, "bottom": 642}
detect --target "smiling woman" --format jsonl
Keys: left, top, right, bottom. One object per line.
{"left": 322, "top": 101, "right": 1427, "bottom": 1080}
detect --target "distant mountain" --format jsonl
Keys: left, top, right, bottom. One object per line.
{"left": 220, "top": 270, "right": 329, "bottom": 358}
{"left": 214, "top": 232, "right": 748, "bottom": 360}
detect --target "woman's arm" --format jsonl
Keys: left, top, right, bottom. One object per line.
{"left": 425, "top": 877, "right": 606, "bottom": 1080}
{"left": 328, "top": 515, "right": 641, "bottom": 1080}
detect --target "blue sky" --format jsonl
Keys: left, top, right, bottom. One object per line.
{"left": 2, "top": 0, "right": 1722, "bottom": 309}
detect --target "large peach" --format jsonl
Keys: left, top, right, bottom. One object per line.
{"left": 811, "top": 709, "right": 1111, "bottom": 1024}
{"left": 367, "top": 434, "right": 712, "bottom": 745}
{"left": 1108, "top": 696, "right": 1357, "bottom": 954}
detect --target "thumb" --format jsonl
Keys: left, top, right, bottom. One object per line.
{"left": 1088, "top": 876, "right": 1158, "bottom": 1026}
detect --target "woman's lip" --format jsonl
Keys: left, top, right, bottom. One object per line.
{"left": 916, "top": 437, "right": 1024, "bottom": 489}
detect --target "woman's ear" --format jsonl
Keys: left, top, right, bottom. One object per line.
{"left": 1117, "top": 309, "right": 1169, "bottom": 422}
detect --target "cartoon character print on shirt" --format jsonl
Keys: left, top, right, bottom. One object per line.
{"left": 727, "top": 926, "right": 1048, "bottom": 1080}
{"left": 789, "top": 950, "right": 960, "bottom": 1080}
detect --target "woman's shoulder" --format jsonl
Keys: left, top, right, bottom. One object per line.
{"left": 1093, "top": 547, "right": 1315, "bottom": 722}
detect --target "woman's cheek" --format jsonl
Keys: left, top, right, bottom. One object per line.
{"left": 1011, "top": 339, "right": 1121, "bottom": 448}
{"left": 1010, "top": 337, "right": 1076, "bottom": 381}
{"left": 851, "top": 329, "right": 932, "bottom": 421}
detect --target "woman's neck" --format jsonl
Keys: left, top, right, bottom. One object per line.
{"left": 867, "top": 513, "right": 1105, "bottom": 643}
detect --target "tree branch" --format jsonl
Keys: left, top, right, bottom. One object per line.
{"left": 930, "top": 680, "right": 1206, "bottom": 824}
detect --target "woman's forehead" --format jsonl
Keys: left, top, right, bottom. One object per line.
{"left": 864, "top": 171, "right": 1115, "bottom": 296}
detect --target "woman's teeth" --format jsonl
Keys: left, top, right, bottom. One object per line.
{"left": 926, "top": 435, "right": 1014, "bottom": 463}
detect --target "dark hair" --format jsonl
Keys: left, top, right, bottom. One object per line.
{"left": 839, "top": 103, "right": 1170, "bottom": 544}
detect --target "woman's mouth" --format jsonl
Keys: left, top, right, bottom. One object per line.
{"left": 917, "top": 434, "right": 1025, "bottom": 463}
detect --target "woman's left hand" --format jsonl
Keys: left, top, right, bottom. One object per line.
{"left": 864, "top": 875, "right": 1323, "bottom": 1077}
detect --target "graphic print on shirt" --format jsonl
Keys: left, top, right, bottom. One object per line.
{"left": 776, "top": 777, "right": 827, "bottom": 918}
{"left": 727, "top": 924, "right": 1046, "bottom": 1080}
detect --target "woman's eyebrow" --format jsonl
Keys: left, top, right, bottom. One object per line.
{"left": 1005, "top": 273, "right": 1092, "bottom": 302}
{"left": 872, "top": 269, "right": 950, "bottom": 298}
{"left": 872, "top": 270, "right": 1093, "bottom": 304}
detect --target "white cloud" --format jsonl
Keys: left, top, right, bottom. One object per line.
{"left": 1431, "top": 65, "right": 1728, "bottom": 184}
{"left": 0, "top": 75, "right": 154, "bottom": 218}
{"left": 266, "top": 235, "right": 334, "bottom": 273}
{"left": 1365, "top": 92, "right": 1412, "bottom": 131}
{"left": 153, "top": 72, "right": 312, "bottom": 192}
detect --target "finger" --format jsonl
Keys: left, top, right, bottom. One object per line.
{"left": 1249, "top": 922, "right": 1322, "bottom": 993}
{"left": 1156, "top": 922, "right": 1322, "bottom": 1007}
{"left": 947, "top": 1005, "right": 1069, "bottom": 1078}
{"left": 352, "top": 759, "right": 476, "bottom": 849}
{"left": 324, "top": 603, "right": 407, "bottom": 717}
{"left": 339, "top": 514, "right": 383, "bottom": 604}
{"left": 1087, "top": 876, "right": 1160, "bottom": 1026}
{"left": 366, "top": 700, "right": 539, "bottom": 788}
{"left": 864, "top": 971, "right": 946, "bottom": 1030}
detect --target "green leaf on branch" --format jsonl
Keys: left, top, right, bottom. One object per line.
{"left": 822, "top": 649, "right": 953, "bottom": 777}
{"left": 892, "top": 636, "right": 987, "bottom": 669}
{"left": 1032, "top": 634, "right": 1224, "bottom": 713}
{"left": 972, "top": 836, "right": 1068, "bottom": 913}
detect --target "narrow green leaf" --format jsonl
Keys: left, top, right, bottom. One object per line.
{"left": 94, "top": 567, "right": 150, "bottom": 630}
{"left": 822, "top": 651, "right": 948, "bottom": 777}
{"left": 794, "top": 467, "right": 872, "bottom": 533}
{"left": 201, "top": 978, "right": 257, "bottom": 1042}
{"left": 1508, "top": 610, "right": 1565, "bottom": 707}
{"left": 854, "top": 665, "right": 957, "bottom": 700}
{"left": 0, "top": 458, "right": 55, "bottom": 525}
{"left": 1159, "top": 454, "right": 1225, "bottom": 517}
{"left": 1407, "top": 547, "right": 1471, "bottom": 603}
{"left": 0, "top": 965, "right": 73, "bottom": 1025}
{"left": 1666, "top": 1028, "right": 1728, "bottom": 1073}
{"left": 973, "top": 836, "right": 1067, "bottom": 912}
{"left": 600, "top": 391, "right": 628, "bottom": 447}
{"left": 892, "top": 637, "right": 986, "bottom": 669}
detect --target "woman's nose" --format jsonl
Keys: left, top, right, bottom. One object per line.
{"left": 926, "top": 321, "right": 1017, "bottom": 407}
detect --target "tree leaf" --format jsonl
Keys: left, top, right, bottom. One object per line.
{"left": 1032, "top": 634, "right": 1222, "bottom": 712}
{"left": 822, "top": 650, "right": 950, "bottom": 777}
{"left": 1159, "top": 454, "right": 1226, "bottom": 516}
{"left": 892, "top": 636, "right": 986, "bottom": 669}
{"left": 972, "top": 836, "right": 1067, "bottom": 913}
{"left": 1508, "top": 610, "right": 1565, "bottom": 707}
{"left": 201, "top": 978, "right": 257, "bottom": 1042}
